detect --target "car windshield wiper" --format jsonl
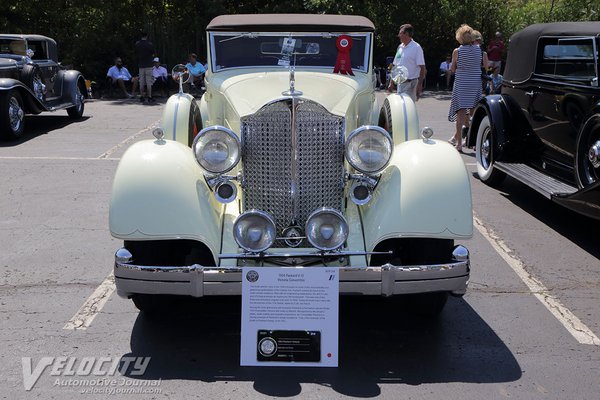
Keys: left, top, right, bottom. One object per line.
{"left": 219, "top": 33, "right": 258, "bottom": 43}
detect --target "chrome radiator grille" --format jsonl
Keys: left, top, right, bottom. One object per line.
{"left": 241, "top": 99, "right": 345, "bottom": 243}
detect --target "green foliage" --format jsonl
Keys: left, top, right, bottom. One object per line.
{"left": 0, "top": 0, "right": 597, "bottom": 83}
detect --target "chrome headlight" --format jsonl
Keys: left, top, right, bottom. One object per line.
{"left": 233, "top": 210, "right": 276, "bottom": 252}
{"left": 345, "top": 126, "right": 393, "bottom": 174}
{"left": 305, "top": 208, "right": 348, "bottom": 251}
{"left": 192, "top": 126, "right": 241, "bottom": 174}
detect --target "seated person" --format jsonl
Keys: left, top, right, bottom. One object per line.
{"left": 106, "top": 57, "right": 136, "bottom": 98}
{"left": 489, "top": 66, "right": 503, "bottom": 95}
{"left": 151, "top": 57, "right": 169, "bottom": 97}
{"left": 439, "top": 55, "right": 452, "bottom": 90}
{"left": 185, "top": 53, "right": 206, "bottom": 88}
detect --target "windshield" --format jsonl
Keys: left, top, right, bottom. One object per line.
{"left": 209, "top": 32, "right": 370, "bottom": 73}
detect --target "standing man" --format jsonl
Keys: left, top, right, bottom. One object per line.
{"left": 393, "top": 24, "right": 426, "bottom": 102}
{"left": 135, "top": 32, "right": 155, "bottom": 102}
{"left": 487, "top": 31, "right": 505, "bottom": 71}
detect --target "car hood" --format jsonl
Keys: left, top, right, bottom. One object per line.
{"left": 208, "top": 69, "right": 371, "bottom": 117}
{"left": 0, "top": 57, "right": 18, "bottom": 69}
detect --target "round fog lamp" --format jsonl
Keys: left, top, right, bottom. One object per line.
{"left": 345, "top": 126, "right": 393, "bottom": 174}
{"left": 305, "top": 208, "right": 348, "bottom": 251}
{"left": 192, "top": 126, "right": 241, "bottom": 173}
{"left": 233, "top": 210, "right": 276, "bottom": 252}
{"left": 349, "top": 181, "right": 372, "bottom": 205}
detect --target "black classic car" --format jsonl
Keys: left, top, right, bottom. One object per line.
{"left": 0, "top": 34, "right": 87, "bottom": 139}
{"left": 467, "top": 22, "right": 600, "bottom": 219}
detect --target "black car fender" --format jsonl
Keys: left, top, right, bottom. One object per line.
{"left": 467, "top": 94, "right": 533, "bottom": 161}
{"left": 0, "top": 78, "right": 45, "bottom": 114}
{"left": 60, "top": 69, "right": 87, "bottom": 103}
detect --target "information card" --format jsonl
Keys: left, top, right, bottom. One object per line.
{"left": 240, "top": 267, "right": 339, "bottom": 367}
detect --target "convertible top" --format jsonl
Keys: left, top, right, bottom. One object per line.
{"left": 504, "top": 22, "right": 600, "bottom": 83}
{"left": 207, "top": 14, "right": 375, "bottom": 33}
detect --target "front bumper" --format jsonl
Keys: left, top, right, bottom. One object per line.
{"left": 114, "top": 245, "right": 470, "bottom": 298}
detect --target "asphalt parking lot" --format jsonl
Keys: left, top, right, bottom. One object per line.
{"left": 1, "top": 93, "right": 599, "bottom": 399}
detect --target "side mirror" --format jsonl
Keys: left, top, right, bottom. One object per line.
{"left": 172, "top": 64, "right": 191, "bottom": 94}
{"left": 592, "top": 77, "right": 598, "bottom": 87}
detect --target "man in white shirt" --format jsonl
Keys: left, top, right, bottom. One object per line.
{"left": 439, "top": 55, "right": 452, "bottom": 90}
{"left": 151, "top": 57, "right": 169, "bottom": 97}
{"left": 392, "top": 24, "right": 426, "bottom": 102}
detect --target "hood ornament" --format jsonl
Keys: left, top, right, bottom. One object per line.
{"left": 282, "top": 67, "right": 302, "bottom": 97}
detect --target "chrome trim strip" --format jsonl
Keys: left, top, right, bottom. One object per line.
{"left": 291, "top": 97, "right": 299, "bottom": 220}
{"left": 218, "top": 250, "right": 392, "bottom": 259}
{"left": 401, "top": 95, "right": 409, "bottom": 142}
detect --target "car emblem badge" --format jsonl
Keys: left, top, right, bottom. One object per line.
{"left": 283, "top": 226, "right": 303, "bottom": 247}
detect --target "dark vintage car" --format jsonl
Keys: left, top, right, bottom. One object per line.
{"left": 0, "top": 34, "right": 87, "bottom": 139}
{"left": 467, "top": 22, "right": 600, "bottom": 219}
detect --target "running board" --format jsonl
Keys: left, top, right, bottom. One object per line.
{"left": 46, "top": 102, "right": 74, "bottom": 111}
{"left": 495, "top": 162, "right": 577, "bottom": 199}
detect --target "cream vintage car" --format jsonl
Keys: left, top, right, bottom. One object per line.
{"left": 109, "top": 14, "right": 473, "bottom": 316}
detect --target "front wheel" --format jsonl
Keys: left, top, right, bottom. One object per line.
{"left": 475, "top": 115, "right": 506, "bottom": 185}
{"left": 575, "top": 115, "right": 600, "bottom": 188}
{"left": 0, "top": 90, "right": 25, "bottom": 139}
{"left": 67, "top": 83, "right": 85, "bottom": 119}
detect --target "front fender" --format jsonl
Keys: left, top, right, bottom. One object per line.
{"left": 381, "top": 93, "right": 420, "bottom": 143}
{"left": 161, "top": 93, "right": 200, "bottom": 146}
{"left": 361, "top": 139, "right": 473, "bottom": 252}
{"left": 468, "top": 94, "right": 533, "bottom": 160}
{"left": 109, "top": 139, "right": 222, "bottom": 264}
{"left": 0, "top": 78, "right": 45, "bottom": 113}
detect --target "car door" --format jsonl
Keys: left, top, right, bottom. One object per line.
{"left": 524, "top": 36, "right": 598, "bottom": 178}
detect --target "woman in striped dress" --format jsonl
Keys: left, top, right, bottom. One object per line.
{"left": 448, "top": 24, "right": 482, "bottom": 152}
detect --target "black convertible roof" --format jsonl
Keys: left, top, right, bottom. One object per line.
{"left": 207, "top": 14, "right": 375, "bottom": 33}
{"left": 504, "top": 22, "right": 600, "bottom": 83}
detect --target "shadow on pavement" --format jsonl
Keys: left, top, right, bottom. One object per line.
{"left": 121, "top": 295, "right": 521, "bottom": 397}
{"left": 481, "top": 175, "right": 600, "bottom": 259}
{"left": 0, "top": 115, "right": 91, "bottom": 146}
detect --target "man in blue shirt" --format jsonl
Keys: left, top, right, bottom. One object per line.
{"left": 106, "top": 57, "right": 134, "bottom": 98}
{"left": 185, "top": 53, "right": 206, "bottom": 88}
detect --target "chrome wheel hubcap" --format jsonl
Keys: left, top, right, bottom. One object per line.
{"left": 76, "top": 87, "right": 84, "bottom": 111}
{"left": 480, "top": 129, "right": 491, "bottom": 170}
{"left": 588, "top": 140, "right": 600, "bottom": 169}
{"left": 33, "top": 76, "right": 44, "bottom": 101}
{"left": 8, "top": 97, "right": 23, "bottom": 131}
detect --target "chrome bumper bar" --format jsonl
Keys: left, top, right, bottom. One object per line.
{"left": 114, "top": 246, "right": 470, "bottom": 298}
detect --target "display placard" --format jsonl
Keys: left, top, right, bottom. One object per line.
{"left": 240, "top": 267, "right": 339, "bottom": 367}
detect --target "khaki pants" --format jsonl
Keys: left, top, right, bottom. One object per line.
{"left": 138, "top": 67, "right": 153, "bottom": 96}
{"left": 397, "top": 79, "right": 418, "bottom": 102}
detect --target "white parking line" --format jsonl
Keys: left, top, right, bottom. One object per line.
{"left": 473, "top": 213, "right": 600, "bottom": 345}
{"left": 97, "top": 119, "right": 160, "bottom": 159}
{"left": 63, "top": 273, "right": 115, "bottom": 330}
